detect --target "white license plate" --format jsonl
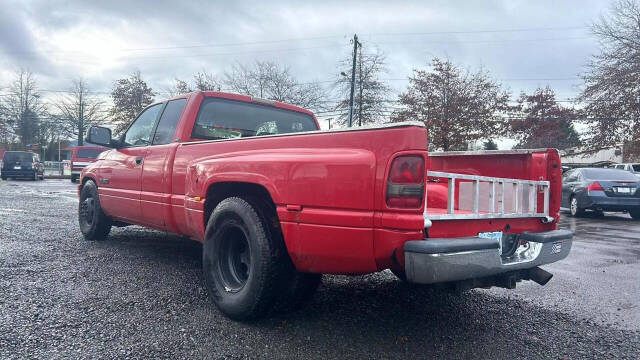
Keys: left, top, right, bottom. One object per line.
{"left": 478, "top": 231, "right": 503, "bottom": 242}
{"left": 616, "top": 187, "right": 632, "bottom": 193}
{"left": 13, "top": 166, "right": 21, "bottom": 170}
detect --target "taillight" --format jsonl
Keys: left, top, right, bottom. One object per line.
{"left": 386, "top": 155, "right": 425, "bottom": 209}
{"left": 587, "top": 182, "right": 603, "bottom": 191}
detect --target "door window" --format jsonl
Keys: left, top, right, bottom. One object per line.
{"left": 153, "top": 99, "right": 187, "bottom": 145}
{"left": 123, "top": 104, "right": 163, "bottom": 147}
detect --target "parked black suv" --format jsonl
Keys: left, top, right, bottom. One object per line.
{"left": 1, "top": 151, "right": 44, "bottom": 180}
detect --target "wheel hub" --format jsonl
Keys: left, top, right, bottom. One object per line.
{"left": 218, "top": 226, "right": 251, "bottom": 291}
{"left": 80, "top": 197, "right": 95, "bottom": 224}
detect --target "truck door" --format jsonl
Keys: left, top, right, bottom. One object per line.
{"left": 98, "top": 103, "right": 164, "bottom": 223}
{"left": 140, "top": 98, "right": 187, "bottom": 229}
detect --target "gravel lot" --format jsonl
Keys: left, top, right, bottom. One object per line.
{"left": 1, "top": 179, "right": 639, "bottom": 359}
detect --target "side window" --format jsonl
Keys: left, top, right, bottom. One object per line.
{"left": 565, "top": 171, "right": 579, "bottom": 182}
{"left": 562, "top": 170, "right": 573, "bottom": 182}
{"left": 123, "top": 104, "right": 163, "bottom": 147}
{"left": 152, "top": 99, "right": 187, "bottom": 145}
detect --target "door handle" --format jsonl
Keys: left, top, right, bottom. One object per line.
{"left": 135, "top": 157, "right": 143, "bottom": 166}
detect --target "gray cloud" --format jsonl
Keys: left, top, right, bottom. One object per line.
{"left": 0, "top": 0, "right": 609, "bottom": 108}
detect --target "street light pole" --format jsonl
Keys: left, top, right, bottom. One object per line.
{"left": 347, "top": 34, "right": 361, "bottom": 127}
{"left": 357, "top": 44, "right": 363, "bottom": 127}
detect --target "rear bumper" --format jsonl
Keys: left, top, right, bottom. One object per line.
{"left": 1, "top": 169, "right": 37, "bottom": 178}
{"left": 404, "top": 229, "right": 573, "bottom": 284}
{"left": 582, "top": 192, "right": 640, "bottom": 211}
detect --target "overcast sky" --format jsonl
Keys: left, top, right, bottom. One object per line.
{"left": 0, "top": 0, "right": 610, "bottom": 141}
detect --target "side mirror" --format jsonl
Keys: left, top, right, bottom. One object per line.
{"left": 86, "top": 126, "right": 117, "bottom": 148}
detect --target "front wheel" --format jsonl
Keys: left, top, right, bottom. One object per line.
{"left": 569, "top": 196, "right": 584, "bottom": 217}
{"left": 78, "top": 180, "right": 112, "bottom": 240}
{"left": 203, "top": 197, "right": 289, "bottom": 320}
{"left": 630, "top": 209, "right": 640, "bottom": 220}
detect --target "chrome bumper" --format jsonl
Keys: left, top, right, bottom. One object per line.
{"left": 404, "top": 230, "right": 573, "bottom": 284}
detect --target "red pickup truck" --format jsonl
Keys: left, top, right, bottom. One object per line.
{"left": 79, "top": 91, "right": 573, "bottom": 320}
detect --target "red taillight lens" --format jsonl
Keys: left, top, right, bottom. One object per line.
{"left": 389, "top": 156, "right": 424, "bottom": 184}
{"left": 587, "top": 182, "right": 603, "bottom": 191}
{"left": 386, "top": 155, "right": 425, "bottom": 209}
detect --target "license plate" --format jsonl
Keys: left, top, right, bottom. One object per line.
{"left": 13, "top": 166, "right": 21, "bottom": 170}
{"left": 615, "top": 187, "right": 632, "bottom": 193}
{"left": 478, "top": 231, "right": 503, "bottom": 243}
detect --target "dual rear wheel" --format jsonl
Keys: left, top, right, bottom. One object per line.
{"left": 203, "top": 197, "right": 321, "bottom": 320}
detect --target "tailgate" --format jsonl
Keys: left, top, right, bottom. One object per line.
{"left": 425, "top": 149, "right": 562, "bottom": 238}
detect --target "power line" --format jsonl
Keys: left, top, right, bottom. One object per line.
{"left": 2, "top": 26, "right": 587, "bottom": 57}
{"left": 364, "top": 26, "right": 587, "bottom": 37}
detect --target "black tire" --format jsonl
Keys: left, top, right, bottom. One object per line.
{"left": 1, "top": 175, "right": 6, "bottom": 181}
{"left": 630, "top": 210, "right": 640, "bottom": 220}
{"left": 203, "top": 197, "right": 290, "bottom": 320}
{"left": 71, "top": 175, "right": 78, "bottom": 183}
{"left": 569, "top": 195, "right": 584, "bottom": 217}
{"left": 78, "top": 180, "right": 112, "bottom": 240}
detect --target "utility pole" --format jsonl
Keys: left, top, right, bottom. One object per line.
{"left": 357, "top": 44, "right": 363, "bottom": 126}
{"left": 78, "top": 91, "right": 84, "bottom": 146}
{"left": 347, "top": 34, "right": 361, "bottom": 127}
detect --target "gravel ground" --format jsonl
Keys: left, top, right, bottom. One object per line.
{"left": 1, "top": 179, "right": 639, "bottom": 359}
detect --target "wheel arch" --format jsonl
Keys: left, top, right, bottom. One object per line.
{"left": 203, "top": 181, "right": 278, "bottom": 231}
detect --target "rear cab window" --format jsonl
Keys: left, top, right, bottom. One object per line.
{"left": 3, "top": 152, "right": 34, "bottom": 163}
{"left": 76, "top": 149, "right": 103, "bottom": 159}
{"left": 191, "top": 98, "right": 317, "bottom": 140}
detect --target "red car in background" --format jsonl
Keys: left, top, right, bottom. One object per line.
{"left": 70, "top": 146, "right": 104, "bottom": 183}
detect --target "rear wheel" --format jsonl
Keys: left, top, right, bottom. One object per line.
{"left": 630, "top": 209, "right": 640, "bottom": 220}
{"left": 569, "top": 196, "right": 584, "bottom": 217}
{"left": 78, "top": 180, "right": 112, "bottom": 240}
{"left": 71, "top": 175, "right": 78, "bottom": 183}
{"left": 203, "top": 197, "right": 290, "bottom": 320}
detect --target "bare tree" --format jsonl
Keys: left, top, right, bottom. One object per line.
{"left": 509, "top": 87, "right": 582, "bottom": 149}
{"left": 224, "top": 61, "right": 326, "bottom": 113}
{"left": 334, "top": 48, "right": 391, "bottom": 126}
{"left": 53, "top": 79, "right": 106, "bottom": 145}
{"left": 109, "top": 71, "right": 155, "bottom": 134}
{"left": 167, "top": 71, "right": 222, "bottom": 96}
{"left": 392, "top": 58, "right": 510, "bottom": 151}
{"left": 193, "top": 71, "right": 222, "bottom": 91}
{"left": 166, "top": 78, "right": 192, "bottom": 96}
{"left": 579, "top": 0, "right": 640, "bottom": 154}
{"left": 0, "top": 69, "right": 46, "bottom": 146}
